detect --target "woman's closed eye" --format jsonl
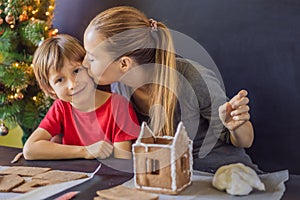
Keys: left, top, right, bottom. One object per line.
{"left": 86, "top": 54, "right": 94, "bottom": 62}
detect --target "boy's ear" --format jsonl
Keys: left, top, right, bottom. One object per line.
{"left": 47, "top": 88, "right": 58, "bottom": 99}
{"left": 119, "top": 56, "right": 133, "bottom": 72}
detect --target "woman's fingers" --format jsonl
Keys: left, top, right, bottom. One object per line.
{"left": 229, "top": 90, "right": 249, "bottom": 109}
{"left": 231, "top": 105, "right": 250, "bottom": 116}
{"left": 232, "top": 112, "right": 250, "bottom": 121}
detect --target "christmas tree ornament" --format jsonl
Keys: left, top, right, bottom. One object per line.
{"left": 14, "top": 92, "right": 24, "bottom": 100}
{"left": 0, "top": 17, "right": 3, "bottom": 25}
{"left": 0, "top": 121, "right": 9, "bottom": 136}
{"left": 4, "top": 7, "right": 10, "bottom": 14}
{"left": 0, "top": 9, "right": 3, "bottom": 14}
{"left": 5, "top": 13, "right": 14, "bottom": 24}
{"left": 19, "top": 12, "right": 28, "bottom": 22}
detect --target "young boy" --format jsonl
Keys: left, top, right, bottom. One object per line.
{"left": 23, "top": 34, "right": 140, "bottom": 160}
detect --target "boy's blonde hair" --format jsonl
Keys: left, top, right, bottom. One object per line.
{"left": 32, "top": 34, "right": 85, "bottom": 99}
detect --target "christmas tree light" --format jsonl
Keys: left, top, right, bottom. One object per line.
{"left": 0, "top": 0, "right": 56, "bottom": 143}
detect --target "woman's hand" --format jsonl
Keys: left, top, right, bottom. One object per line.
{"left": 219, "top": 90, "right": 250, "bottom": 131}
{"left": 219, "top": 90, "right": 254, "bottom": 148}
{"left": 84, "top": 140, "right": 113, "bottom": 159}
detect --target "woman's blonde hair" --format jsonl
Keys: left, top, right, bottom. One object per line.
{"left": 32, "top": 34, "right": 85, "bottom": 99}
{"left": 88, "top": 6, "right": 177, "bottom": 136}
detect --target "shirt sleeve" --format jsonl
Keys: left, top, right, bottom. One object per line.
{"left": 175, "top": 58, "right": 232, "bottom": 158}
{"left": 39, "top": 100, "right": 64, "bottom": 137}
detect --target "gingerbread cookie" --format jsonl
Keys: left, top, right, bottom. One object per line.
{"left": 0, "top": 174, "right": 25, "bottom": 192}
{"left": 32, "top": 170, "right": 88, "bottom": 183}
{"left": 0, "top": 166, "right": 51, "bottom": 177}
{"left": 12, "top": 179, "right": 50, "bottom": 193}
{"left": 96, "top": 185, "right": 159, "bottom": 200}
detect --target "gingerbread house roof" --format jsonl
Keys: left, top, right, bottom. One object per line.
{"left": 135, "top": 121, "right": 190, "bottom": 147}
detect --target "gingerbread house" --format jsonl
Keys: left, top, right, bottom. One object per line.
{"left": 132, "top": 122, "right": 193, "bottom": 194}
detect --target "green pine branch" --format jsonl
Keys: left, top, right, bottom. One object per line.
{"left": 0, "top": 0, "right": 55, "bottom": 143}
{"left": 22, "top": 20, "right": 47, "bottom": 47}
{"left": 1, "top": 66, "right": 28, "bottom": 90}
{"left": 0, "top": 29, "right": 18, "bottom": 52}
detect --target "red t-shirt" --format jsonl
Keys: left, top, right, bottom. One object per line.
{"left": 39, "top": 93, "right": 140, "bottom": 146}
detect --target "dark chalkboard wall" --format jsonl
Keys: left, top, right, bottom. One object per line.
{"left": 53, "top": 0, "right": 300, "bottom": 174}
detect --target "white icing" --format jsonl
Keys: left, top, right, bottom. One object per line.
{"left": 138, "top": 180, "right": 192, "bottom": 193}
{"left": 135, "top": 122, "right": 175, "bottom": 145}
{"left": 156, "top": 135, "right": 174, "bottom": 140}
{"left": 189, "top": 140, "right": 193, "bottom": 182}
{"left": 132, "top": 149, "right": 138, "bottom": 188}
{"left": 133, "top": 153, "right": 138, "bottom": 187}
{"left": 133, "top": 143, "right": 171, "bottom": 149}
{"left": 135, "top": 122, "right": 155, "bottom": 144}
{"left": 172, "top": 122, "right": 184, "bottom": 144}
{"left": 171, "top": 144, "right": 177, "bottom": 191}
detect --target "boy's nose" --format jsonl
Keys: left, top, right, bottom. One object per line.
{"left": 68, "top": 79, "right": 77, "bottom": 90}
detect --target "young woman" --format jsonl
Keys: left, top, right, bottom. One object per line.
{"left": 82, "top": 6, "right": 260, "bottom": 172}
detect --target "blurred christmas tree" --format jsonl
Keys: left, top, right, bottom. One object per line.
{"left": 0, "top": 0, "right": 56, "bottom": 143}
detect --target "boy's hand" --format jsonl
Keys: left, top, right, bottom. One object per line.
{"left": 50, "top": 134, "right": 62, "bottom": 143}
{"left": 219, "top": 90, "right": 250, "bottom": 131}
{"left": 84, "top": 140, "right": 113, "bottom": 159}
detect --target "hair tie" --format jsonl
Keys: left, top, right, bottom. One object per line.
{"left": 149, "top": 18, "right": 158, "bottom": 32}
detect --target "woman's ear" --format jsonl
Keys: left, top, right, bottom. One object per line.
{"left": 119, "top": 56, "right": 133, "bottom": 72}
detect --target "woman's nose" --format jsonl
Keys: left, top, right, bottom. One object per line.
{"left": 82, "top": 56, "right": 90, "bottom": 69}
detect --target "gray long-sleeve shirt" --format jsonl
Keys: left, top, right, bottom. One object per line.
{"left": 111, "top": 58, "right": 261, "bottom": 173}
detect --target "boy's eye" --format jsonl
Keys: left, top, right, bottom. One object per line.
{"left": 55, "top": 78, "right": 63, "bottom": 84}
{"left": 74, "top": 67, "right": 82, "bottom": 74}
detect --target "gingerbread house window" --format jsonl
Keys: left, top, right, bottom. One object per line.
{"left": 180, "top": 154, "right": 188, "bottom": 172}
{"left": 146, "top": 158, "right": 160, "bottom": 175}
